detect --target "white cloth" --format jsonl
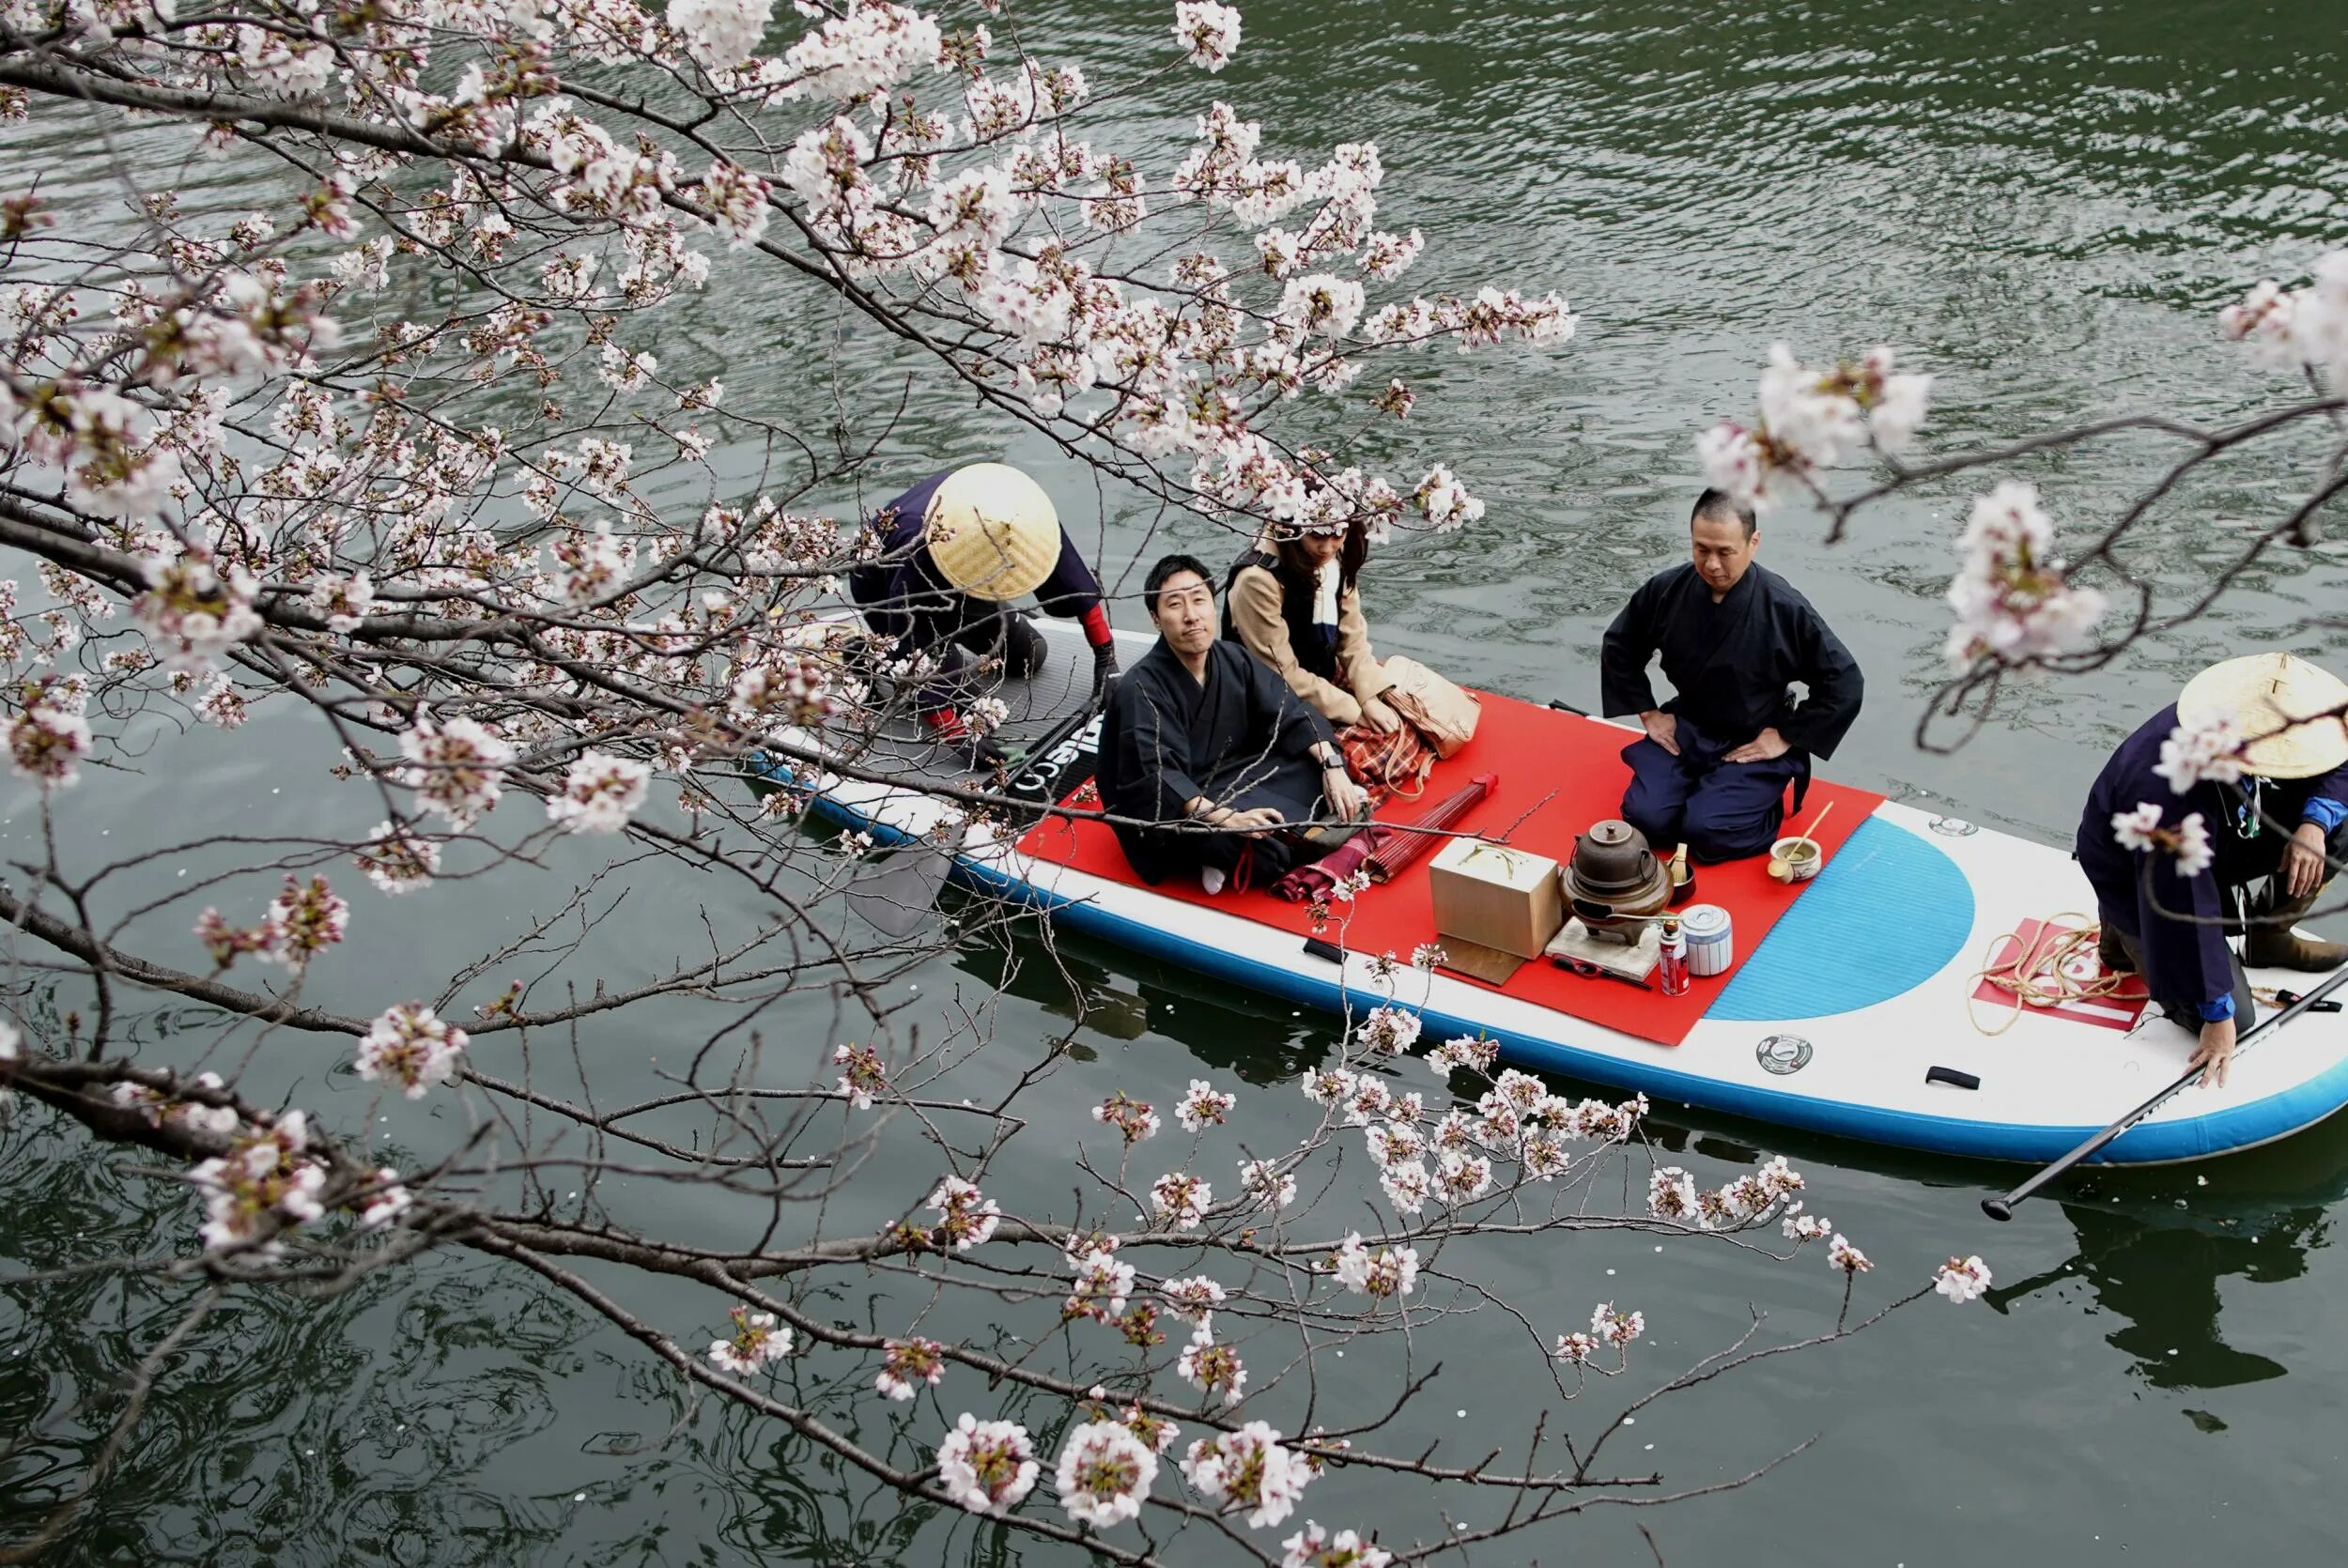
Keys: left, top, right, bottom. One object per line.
{"left": 1311, "top": 560, "right": 1341, "bottom": 638}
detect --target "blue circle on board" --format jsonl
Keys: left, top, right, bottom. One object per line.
{"left": 1709, "top": 816, "right": 1975, "bottom": 1022}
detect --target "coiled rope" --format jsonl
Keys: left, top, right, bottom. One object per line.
{"left": 1967, "top": 915, "right": 2140, "bottom": 1036}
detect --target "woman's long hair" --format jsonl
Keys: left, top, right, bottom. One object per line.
{"left": 1268, "top": 515, "right": 1367, "bottom": 599}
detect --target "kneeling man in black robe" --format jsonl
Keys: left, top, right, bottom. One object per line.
{"left": 1099, "top": 554, "right": 1367, "bottom": 890}
{"left": 1599, "top": 489, "right": 1863, "bottom": 862}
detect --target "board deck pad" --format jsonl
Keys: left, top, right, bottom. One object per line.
{"left": 1015, "top": 692, "right": 1884, "bottom": 1046}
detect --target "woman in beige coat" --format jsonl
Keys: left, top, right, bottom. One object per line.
{"left": 1219, "top": 517, "right": 1404, "bottom": 732}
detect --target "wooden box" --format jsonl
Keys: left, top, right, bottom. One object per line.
{"left": 1429, "top": 839, "right": 1565, "bottom": 960}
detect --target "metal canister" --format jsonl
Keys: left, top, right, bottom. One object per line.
{"left": 1681, "top": 903, "right": 1734, "bottom": 977}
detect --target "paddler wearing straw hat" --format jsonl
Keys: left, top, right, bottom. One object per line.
{"left": 2076, "top": 652, "right": 2348, "bottom": 1088}
{"left": 847, "top": 464, "right": 1120, "bottom": 759}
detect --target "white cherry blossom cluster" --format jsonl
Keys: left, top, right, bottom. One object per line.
{"left": 397, "top": 715, "right": 516, "bottom": 829}
{"left": 1943, "top": 480, "right": 2107, "bottom": 669}
{"left": 1180, "top": 1421, "right": 1310, "bottom": 1529}
{"left": 936, "top": 1412, "right": 1039, "bottom": 1514}
{"left": 1176, "top": 1329, "right": 1248, "bottom": 1405}
{"left": 1935, "top": 1254, "right": 1995, "bottom": 1303}
{"left": 1698, "top": 344, "right": 1931, "bottom": 512}
{"left": 189, "top": 1111, "right": 328, "bottom": 1254}
{"left": 1329, "top": 1233, "right": 1419, "bottom": 1300}
{"left": 2155, "top": 713, "right": 2247, "bottom": 793}
{"left": 353, "top": 1003, "right": 470, "bottom": 1098}
{"left": 1065, "top": 1244, "right": 1136, "bottom": 1322}
{"left": 1150, "top": 1170, "right": 1212, "bottom": 1228}
{"left": 1054, "top": 1420, "right": 1158, "bottom": 1529}
{"left": 352, "top": 821, "right": 441, "bottom": 896}
{"left": 831, "top": 1042, "right": 887, "bottom": 1108}
{"left": 1237, "top": 1156, "right": 1298, "bottom": 1209}
{"left": 1279, "top": 1523, "right": 1393, "bottom": 1568}
{"left": 2218, "top": 248, "right": 2348, "bottom": 384}
{"left": 110, "top": 1071, "right": 239, "bottom": 1138}
{"left": 873, "top": 1335, "right": 946, "bottom": 1400}
{"left": 2112, "top": 802, "right": 2216, "bottom": 878}
{"left": 1175, "top": 1077, "right": 1238, "bottom": 1130}
{"left": 545, "top": 750, "right": 653, "bottom": 834}
{"left": 7, "top": 681, "right": 94, "bottom": 789}
{"left": 707, "top": 1303, "right": 793, "bottom": 1375}
{"left": 130, "top": 547, "right": 263, "bottom": 670}
{"left": 925, "top": 1174, "right": 1001, "bottom": 1251}
{"left": 1092, "top": 1089, "right": 1162, "bottom": 1142}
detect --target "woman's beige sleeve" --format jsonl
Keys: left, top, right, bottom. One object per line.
{"left": 1228, "top": 566, "right": 1362, "bottom": 727}
{"left": 1337, "top": 586, "right": 1390, "bottom": 704}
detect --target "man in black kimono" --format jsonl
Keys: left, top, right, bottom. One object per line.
{"left": 1098, "top": 554, "right": 1367, "bottom": 890}
{"left": 1599, "top": 489, "right": 1863, "bottom": 862}
{"left": 2075, "top": 653, "right": 2348, "bottom": 1088}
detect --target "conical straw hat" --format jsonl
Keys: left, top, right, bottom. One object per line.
{"left": 2177, "top": 652, "right": 2348, "bottom": 780}
{"left": 923, "top": 464, "right": 1059, "bottom": 602}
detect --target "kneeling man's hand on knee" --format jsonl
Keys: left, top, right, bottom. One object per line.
{"left": 1723, "top": 726, "right": 1789, "bottom": 764}
{"left": 1640, "top": 710, "right": 1679, "bottom": 756}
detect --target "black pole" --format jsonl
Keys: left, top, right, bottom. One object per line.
{"left": 1982, "top": 961, "right": 2348, "bottom": 1220}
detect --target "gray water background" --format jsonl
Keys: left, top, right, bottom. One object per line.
{"left": 8, "top": 0, "right": 2348, "bottom": 1560}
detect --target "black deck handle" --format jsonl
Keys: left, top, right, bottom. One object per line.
{"left": 1925, "top": 1066, "right": 1981, "bottom": 1091}
{"left": 1302, "top": 937, "right": 1345, "bottom": 964}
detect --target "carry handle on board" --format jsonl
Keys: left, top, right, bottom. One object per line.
{"left": 1983, "top": 961, "right": 2348, "bottom": 1220}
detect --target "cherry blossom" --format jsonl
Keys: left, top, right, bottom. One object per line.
{"left": 2155, "top": 714, "right": 2246, "bottom": 793}
{"left": 1358, "top": 1005, "right": 1421, "bottom": 1056}
{"left": 1828, "top": 1234, "right": 1872, "bottom": 1273}
{"left": 1066, "top": 1247, "right": 1137, "bottom": 1320}
{"left": 2110, "top": 801, "right": 2165, "bottom": 853}
{"left": 1377, "top": 1159, "right": 1430, "bottom": 1216}
{"left": 8, "top": 685, "right": 94, "bottom": 789}
{"left": 1161, "top": 1274, "right": 1227, "bottom": 1331}
{"left": 353, "top": 1003, "right": 469, "bottom": 1098}
{"left": 707, "top": 1304, "right": 793, "bottom": 1375}
{"left": 1280, "top": 1522, "right": 1393, "bottom": 1568}
{"left": 397, "top": 715, "right": 516, "bottom": 829}
{"left": 1330, "top": 1233, "right": 1418, "bottom": 1300}
{"left": 831, "top": 1043, "right": 887, "bottom": 1108}
{"left": 261, "top": 874, "right": 349, "bottom": 970}
{"left": 1181, "top": 1421, "right": 1309, "bottom": 1529}
{"left": 131, "top": 548, "right": 261, "bottom": 670}
{"left": 546, "top": 751, "right": 653, "bottom": 834}
{"left": 1590, "top": 1301, "right": 1644, "bottom": 1348}
{"left": 1150, "top": 1171, "right": 1212, "bottom": 1229}
{"left": 1934, "top": 1254, "right": 1995, "bottom": 1303}
{"left": 1944, "top": 481, "right": 2107, "bottom": 669}
{"left": 1054, "top": 1420, "right": 1158, "bottom": 1529}
{"left": 1426, "top": 1034, "right": 1498, "bottom": 1077}
{"left": 1552, "top": 1330, "right": 1599, "bottom": 1366}
{"left": 1238, "top": 1156, "right": 1298, "bottom": 1209}
{"left": 936, "top": 1413, "right": 1039, "bottom": 1515}
{"left": 926, "top": 1176, "right": 1002, "bottom": 1251}
{"left": 1175, "top": 1078, "right": 1238, "bottom": 1131}
{"left": 1093, "top": 1090, "right": 1162, "bottom": 1142}
{"left": 2113, "top": 804, "right": 2214, "bottom": 878}
{"left": 352, "top": 822, "right": 440, "bottom": 896}
{"left": 1172, "top": 1, "right": 1243, "bottom": 72}
{"left": 1647, "top": 1165, "right": 1699, "bottom": 1222}
{"left": 875, "top": 1336, "right": 947, "bottom": 1400}
{"left": 1176, "top": 1329, "right": 1248, "bottom": 1405}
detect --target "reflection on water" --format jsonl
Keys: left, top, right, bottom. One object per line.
{"left": 1991, "top": 1203, "right": 2322, "bottom": 1392}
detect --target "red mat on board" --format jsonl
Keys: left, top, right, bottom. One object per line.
{"left": 1015, "top": 691, "right": 1885, "bottom": 1046}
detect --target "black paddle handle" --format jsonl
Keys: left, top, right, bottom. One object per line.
{"left": 1982, "top": 961, "right": 2348, "bottom": 1220}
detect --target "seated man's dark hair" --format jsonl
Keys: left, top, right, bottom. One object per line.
{"left": 1144, "top": 552, "right": 1215, "bottom": 614}
{"left": 1691, "top": 487, "right": 1758, "bottom": 539}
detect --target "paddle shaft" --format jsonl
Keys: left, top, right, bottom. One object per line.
{"left": 1981, "top": 961, "right": 2348, "bottom": 1221}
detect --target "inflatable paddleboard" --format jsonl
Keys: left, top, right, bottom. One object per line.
{"left": 759, "top": 622, "right": 2348, "bottom": 1165}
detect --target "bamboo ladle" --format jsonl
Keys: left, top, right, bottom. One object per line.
{"left": 1767, "top": 800, "right": 1835, "bottom": 884}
